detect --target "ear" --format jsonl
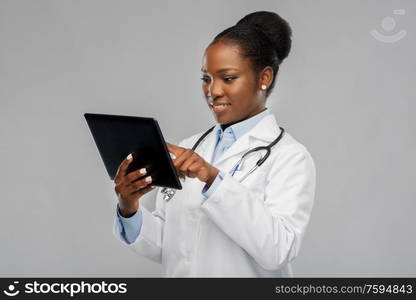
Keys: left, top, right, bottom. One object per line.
{"left": 258, "top": 66, "right": 274, "bottom": 90}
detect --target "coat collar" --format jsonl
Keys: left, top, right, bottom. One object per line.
{"left": 198, "top": 114, "right": 281, "bottom": 167}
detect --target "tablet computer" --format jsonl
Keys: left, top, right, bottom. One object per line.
{"left": 84, "top": 113, "right": 182, "bottom": 190}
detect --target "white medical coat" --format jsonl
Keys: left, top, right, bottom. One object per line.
{"left": 113, "top": 114, "right": 316, "bottom": 277}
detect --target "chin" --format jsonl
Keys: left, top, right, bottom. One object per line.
{"left": 213, "top": 114, "right": 228, "bottom": 124}
{"left": 214, "top": 114, "right": 237, "bottom": 126}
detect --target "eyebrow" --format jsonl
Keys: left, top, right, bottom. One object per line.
{"left": 200, "top": 68, "right": 239, "bottom": 73}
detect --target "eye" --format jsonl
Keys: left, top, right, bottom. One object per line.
{"left": 224, "top": 76, "right": 237, "bottom": 83}
{"left": 200, "top": 76, "right": 211, "bottom": 84}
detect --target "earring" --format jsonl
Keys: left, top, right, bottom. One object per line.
{"left": 261, "top": 84, "right": 267, "bottom": 90}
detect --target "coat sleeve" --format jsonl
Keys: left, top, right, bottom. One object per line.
{"left": 112, "top": 139, "right": 189, "bottom": 264}
{"left": 121, "top": 187, "right": 166, "bottom": 263}
{"left": 200, "top": 144, "right": 316, "bottom": 271}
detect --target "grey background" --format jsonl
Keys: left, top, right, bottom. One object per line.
{"left": 1, "top": 0, "right": 415, "bottom": 277}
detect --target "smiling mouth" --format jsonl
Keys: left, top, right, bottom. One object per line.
{"left": 209, "top": 103, "right": 231, "bottom": 113}
{"left": 210, "top": 103, "right": 231, "bottom": 108}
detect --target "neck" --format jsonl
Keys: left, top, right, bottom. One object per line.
{"left": 220, "top": 122, "right": 235, "bottom": 131}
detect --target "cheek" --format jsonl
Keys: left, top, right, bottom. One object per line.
{"left": 229, "top": 84, "right": 254, "bottom": 106}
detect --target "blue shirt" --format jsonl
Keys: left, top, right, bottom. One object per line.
{"left": 115, "top": 109, "right": 270, "bottom": 244}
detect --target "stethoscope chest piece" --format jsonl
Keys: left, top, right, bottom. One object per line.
{"left": 161, "top": 188, "right": 176, "bottom": 201}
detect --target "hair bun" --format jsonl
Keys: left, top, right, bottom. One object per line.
{"left": 236, "top": 11, "right": 292, "bottom": 63}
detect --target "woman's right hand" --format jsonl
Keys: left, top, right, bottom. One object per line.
{"left": 114, "top": 153, "right": 154, "bottom": 218}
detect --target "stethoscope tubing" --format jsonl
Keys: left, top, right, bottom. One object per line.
{"left": 162, "top": 125, "right": 285, "bottom": 201}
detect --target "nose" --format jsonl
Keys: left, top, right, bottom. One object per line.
{"left": 207, "top": 78, "right": 224, "bottom": 99}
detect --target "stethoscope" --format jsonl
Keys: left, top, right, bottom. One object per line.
{"left": 161, "top": 126, "right": 285, "bottom": 201}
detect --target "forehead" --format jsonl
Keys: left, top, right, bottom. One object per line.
{"left": 201, "top": 41, "right": 251, "bottom": 73}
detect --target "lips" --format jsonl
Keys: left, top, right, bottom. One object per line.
{"left": 210, "top": 103, "right": 231, "bottom": 108}
{"left": 209, "top": 102, "right": 231, "bottom": 113}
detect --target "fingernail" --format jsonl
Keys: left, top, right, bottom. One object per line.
{"left": 145, "top": 176, "right": 152, "bottom": 183}
{"left": 139, "top": 168, "right": 146, "bottom": 174}
{"left": 127, "top": 153, "right": 132, "bottom": 160}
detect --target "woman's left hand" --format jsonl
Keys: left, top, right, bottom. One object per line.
{"left": 166, "top": 142, "right": 219, "bottom": 187}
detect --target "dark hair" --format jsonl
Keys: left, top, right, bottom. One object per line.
{"left": 209, "top": 11, "right": 292, "bottom": 98}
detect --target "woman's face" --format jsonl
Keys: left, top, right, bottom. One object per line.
{"left": 201, "top": 41, "right": 266, "bottom": 125}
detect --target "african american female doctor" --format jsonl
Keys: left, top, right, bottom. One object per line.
{"left": 113, "top": 11, "right": 316, "bottom": 277}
